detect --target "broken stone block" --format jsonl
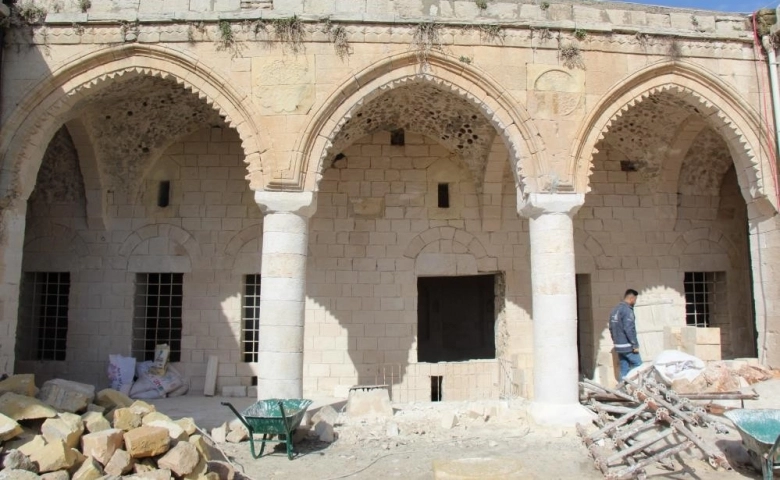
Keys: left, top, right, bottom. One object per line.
{"left": 210, "top": 423, "right": 227, "bottom": 443}
{"left": 225, "top": 427, "right": 248, "bottom": 443}
{"left": 0, "top": 374, "right": 38, "bottom": 397}
{"left": 129, "top": 401, "right": 155, "bottom": 416}
{"left": 0, "top": 393, "right": 57, "bottom": 421}
{"left": 38, "top": 379, "right": 96, "bottom": 413}
{"left": 441, "top": 412, "right": 458, "bottom": 430}
{"left": 184, "top": 457, "right": 209, "bottom": 480}
{"left": 207, "top": 460, "right": 235, "bottom": 480}
{"left": 310, "top": 405, "right": 338, "bottom": 426}
{"left": 41, "top": 470, "right": 70, "bottom": 480}
{"left": 42, "top": 412, "right": 85, "bottom": 449}
{"left": 104, "top": 448, "right": 134, "bottom": 476}
{"left": 314, "top": 421, "right": 334, "bottom": 442}
{"left": 141, "top": 411, "right": 173, "bottom": 425}
{"left": 86, "top": 404, "right": 105, "bottom": 414}
{"left": 95, "top": 389, "right": 133, "bottom": 411}
{"left": 72, "top": 457, "right": 104, "bottom": 480}
{"left": 0, "top": 412, "right": 23, "bottom": 441}
{"left": 123, "top": 426, "right": 170, "bottom": 458}
{"left": 346, "top": 388, "right": 393, "bottom": 421}
{"left": 176, "top": 417, "right": 197, "bottom": 436}
{"left": 81, "top": 428, "right": 125, "bottom": 466}
{"left": 146, "top": 419, "right": 187, "bottom": 442}
{"left": 386, "top": 422, "right": 400, "bottom": 437}
{"left": 0, "top": 469, "right": 40, "bottom": 480}
{"left": 126, "top": 468, "right": 172, "bottom": 480}
{"left": 69, "top": 447, "right": 86, "bottom": 468}
{"left": 82, "top": 411, "right": 110, "bottom": 433}
{"left": 3, "top": 449, "right": 38, "bottom": 472}
{"left": 17, "top": 435, "right": 46, "bottom": 457}
{"left": 29, "top": 439, "right": 78, "bottom": 473}
{"left": 157, "top": 441, "right": 199, "bottom": 476}
{"left": 112, "top": 408, "right": 142, "bottom": 431}
{"left": 133, "top": 458, "right": 157, "bottom": 474}
{"left": 190, "top": 434, "right": 221, "bottom": 462}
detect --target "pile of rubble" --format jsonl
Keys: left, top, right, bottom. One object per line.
{"left": 670, "top": 360, "right": 776, "bottom": 394}
{"left": 0, "top": 374, "right": 242, "bottom": 480}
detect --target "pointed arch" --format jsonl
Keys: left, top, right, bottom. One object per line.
{"left": 0, "top": 44, "right": 266, "bottom": 208}
{"left": 570, "top": 60, "right": 777, "bottom": 212}
{"left": 284, "top": 52, "right": 547, "bottom": 195}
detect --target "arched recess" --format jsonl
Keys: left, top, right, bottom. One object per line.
{"left": 63, "top": 119, "right": 106, "bottom": 230}
{"left": 286, "top": 52, "right": 548, "bottom": 195}
{"left": 670, "top": 227, "right": 740, "bottom": 268}
{"left": 22, "top": 220, "right": 89, "bottom": 271}
{"left": 0, "top": 44, "right": 266, "bottom": 208}
{"left": 119, "top": 224, "right": 200, "bottom": 273}
{"left": 225, "top": 223, "right": 264, "bottom": 274}
{"left": 570, "top": 60, "right": 777, "bottom": 213}
{"left": 404, "top": 226, "right": 496, "bottom": 275}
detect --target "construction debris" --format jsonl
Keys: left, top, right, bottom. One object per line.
{"left": 577, "top": 366, "right": 738, "bottom": 480}
{"left": 0, "top": 374, "right": 244, "bottom": 480}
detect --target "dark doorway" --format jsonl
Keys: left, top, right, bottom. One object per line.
{"left": 576, "top": 274, "right": 594, "bottom": 378}
{"left": 417, "top": 274, "right": 496, "bottom": 362}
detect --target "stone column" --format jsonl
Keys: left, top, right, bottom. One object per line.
{"left": 254, "top": 191, "right": 317, "bottom": 399}
{"left": 0, "top": 204, "right": 27, "bottom": 374}
{"left": 519, "top": 193, "right": 594, "bottom": 425}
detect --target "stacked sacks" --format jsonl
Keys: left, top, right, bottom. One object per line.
{"left": 0, "top": 375, "right": 242, "bottom": 480}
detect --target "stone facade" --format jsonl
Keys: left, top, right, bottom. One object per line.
{"left": 0, "top": 0, "right": 778, "bottom": 423}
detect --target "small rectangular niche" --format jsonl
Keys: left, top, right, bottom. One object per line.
{"left": 157, "top": 181, "right": 171, "bottom": 208}
{"left": 431, "top": 376, "right": 443, "bottom": 402}
{"left": 390, "top": 128, "right": 405, "bottom": 146}
{"left": 437, "top": 183, "right": 450, "bottom": 208}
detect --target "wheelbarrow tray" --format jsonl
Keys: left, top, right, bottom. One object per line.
{"left": 724, "top": 409, "right": 780, "bottom": 480}
{"left": 223, "top": 398, "right": 313, "bottom": 460}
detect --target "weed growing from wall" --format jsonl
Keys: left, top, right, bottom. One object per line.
{"left": 78, "top": 0, "right": 92, "bottom": 12}
{"left": 324, "top": 20, "right": 351, "bottom": 59}
{"left": 475, "top": 0, "right": 488, "bottom": 10}
{"left": 635, "top": 32, "right": 649, "bottom": 48}
{"left": 559, "top": 43, "right": 584, "bottom": 69}
{"left": 540, "top": 1, "right": 550, "bottom": 10}
{"left": 14, "top": 1, "right": 47, "bottom": 25}
{"left": 412, "top": 21, "right": 442, "bottom": 69}
{"left": 459, "top": 55, "right": 472, "bottom": 64}
{"left": 668, "top": 38, "right": 682, "bottom": 59}
{"left": 272, "top": 15, "right": 305, "bottom": 53}
{"left": 217, "top": 20, "right": 235, "bottom": 50}
{"left": 479, "top": 24, "right": 505, "bottom": 44}
{"left": 574, "top": 29, "right": 587, "bottom": 41}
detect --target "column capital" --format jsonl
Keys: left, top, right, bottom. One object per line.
{"left": 254, "top": 191, "right": 318, "bottom": 218}
{"left": 518, "top": 193, "right": 584, "bottom": 219}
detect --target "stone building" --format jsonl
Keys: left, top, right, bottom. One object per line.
{"left": 0, "top": 0, "right": 778, "bottom": 423}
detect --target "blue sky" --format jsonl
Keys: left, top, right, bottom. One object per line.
{"left": 621, "top": 0, "right": 778, "bottom": 13}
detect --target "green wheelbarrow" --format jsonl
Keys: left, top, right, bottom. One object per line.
{"left": 725, "top": 409, "right": 780, "bottom": 480}
{"left": 222, "top": 399, "right": 312, "bottom": 460}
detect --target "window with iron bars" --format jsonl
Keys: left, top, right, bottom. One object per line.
{"left": 17, "top": 272, "right": 70, "bottom": 361}
{"left": 243, "top": 274, "right": 261, "bottom": 363}
{"left": 684, "top": 271, "right": 726, "bottom": 328}
{"left": 133, "top": 273, "right": 183, "bottom": 362}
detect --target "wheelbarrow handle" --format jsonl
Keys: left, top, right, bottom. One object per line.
{"left": 221, "top": 402, "right": 253, "bottom": 433}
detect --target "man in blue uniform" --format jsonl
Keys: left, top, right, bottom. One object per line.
{"left": 609, "top": 289, "right": 641, "bottom": 381}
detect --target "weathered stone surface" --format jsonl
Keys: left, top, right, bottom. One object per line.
{"left": 123, "top": 426, "right": 170, "bottom": 458}
{"left": 16, "top": 435, "right": 46, "bottom": 457}
{"left": 310, "top": 405, "right": 338, "bottom": 426}
{"left": 41, "top": 471, "right": 69, "bottom": 480}
{"left": 145, "top": 420, "right": 187, "bottom": 441}
{"left": 95, "top": 390, "right": 133, "bottom": 410}
{"left": 141, "top": 412, "right": 172, "bottom": 425}
{"left": 29, "top": 439, "right": 78, "bottom": 473}
{"left": 82, "top": 411, "right": 110, "bottom": 433}
{"left": 133, "top": 458, "right": 157, "bottom": 474}
{"left": 176, "top": 417, "right": 197, "bottom": 436}
{"left": 225, "top": 427, "right": 247, "bottom": 443}
{"left": 210, "top": 423, "right": 227, "bottom": 443}
{"left": 189, "top": 435, "right": 221, "bottom": 462}
{"left": 104, "top": 448, "right": 134, "bottom": 476}
{"left": 0, "top": 469, "right": 40, "bottom": 480}
{"left": 38, "top": 379, "right": 96, "bottom": 413}
{"left": 0, "top": 412, "right": 23, "bottom": 441}
{"left": 42, "top": 412, "right": 85, "bottom": 449}
{"left": 184, "top": 456, "right": 209, "bottom": 480}
{"left": 128, "top": 401, "right": 155, "bottom": 416}
{"left": 72, "top": 457, "right": 104, "bottom": 480}
{"left": 126, "top": 468, "right": 172, "bottom": 480}
{"left": 157, "top": 441, "right": 199, "bottom": 476}
{"left": 3, "top": 450, "right": 38, "bottom": 473}
{"left": 86, "top": 404, "right": 105, "bottom": 414}
{"left": 207, "top": 461, "right": 235, "bottom": 480}
{"left": 80, "top": 428, "right": 124, "bottom": 466}
{"left": 0, "top": 393, "right": 57, "bottom": 421}
{"left": 0, "top": 375, "right": 38, "bottom": 397}
{"left": 346, "top": 388, "right": 393, "bottom": 421}
{"left": 112, "top": 408, "right": 142, "bottom": 431}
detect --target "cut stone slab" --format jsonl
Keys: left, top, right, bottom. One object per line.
{"left": 0, "top": 412, "right": 23, "bottom": 441}
{"left": 72, "top": 457, "right": 104, "bottom": 480}
{"left": 38, "top": 379, "right": 96, "bottom": 413}
{"left": 124, "top": 426, "right": 170, "bottom": 458}
{"left": 441, "top": 412, "right": 458, "bottom": 430}
{"left": 0, "top": 469, "right": 40, "bottom": 480}
{"left": 29, "top": 439, "right": 78, "bottom": 473}
{"left": 346, "top": 387, "right": 393, "bottom": 421}
{"left": 210, "top": 423, "right": 227, "bottom": 443}
{"left": 310, "top": 405, "right": 338, "bottom": 426}
{"left": 81, "top": 428, "right": 124, "bottom": 466}
{"left": 95, "top": 389, "right": 133, "bottom": 410}
{"left": 3, "top": 449, "right": 38, "bottom": 472}
{"left": 17, "top": 435, "right": 46, "bottom": 457}
{"left": 0, "top": 393, "right": 57, "bottom": 421}
{"left": 146, "top": 419, "right": 187, "bottom": 441}
{"left": 129, "top": 401, "right": 155, "bottom": 416}
{"left": 104, "top": 448, "right": 134, "bottom": 476}
{"left": 226, "top": 427, "right": 248, "bottom": 443}
{"left": 112, "top": 408, "right": 142, "bottom": 431}
{"left": 82, "top": 411, "right": 111, "bottom": 433}
{"left": 141, "top": 411, "right": 172, "bottom": 425}
{"left": 433, "top": 457, "right": 525, "bottom": 479}
{"left": 176, "top": 417, "right": 197, "bottom": 436}
{"left": 0, "top": 374, "right": 38, "bottom": 397}
{"left": 42, "top": 412, "right": 85, "bottom": 449}
{"left": 157, "top": 441, "right": 199, "bottom": 476}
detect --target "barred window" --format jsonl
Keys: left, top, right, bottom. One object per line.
{"left": 684, "top": 272, "right": 726, "bottom": 328}
{"left": 17, "top": 272, "right": 70, "bottom": 361}
{"left": 243, "top": 274, "right": 261, "bottom": 363}
{"left": 133, "top": 273, "right": 183, "bottom": 362}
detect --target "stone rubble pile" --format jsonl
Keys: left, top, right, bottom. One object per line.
{"left": 0, "top": 374, "right": 243, "bottom": 480}
{"left": 670, "top": 360, "right": 777, "bottom": 394}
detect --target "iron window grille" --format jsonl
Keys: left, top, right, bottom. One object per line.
{"left": 133, "top": 273, "right": 183, "bottom": 362}
{"left": 243, "top": 274, "right": 261, "bottom": 363}
{"left": 684, "top": 271, "right": 726, "bottom": 328}
{"left": 17, "top": 272, "right": 70, "bottom": 361}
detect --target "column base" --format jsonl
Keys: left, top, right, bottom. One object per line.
{"left": 529, "top": 402, "right": 596, "bottom": 426}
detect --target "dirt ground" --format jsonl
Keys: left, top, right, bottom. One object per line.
{"left": 200, "top": 400, "right": 766, "bottom": 480}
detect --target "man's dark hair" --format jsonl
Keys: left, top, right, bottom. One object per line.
{"left": 625, "top": 289, "right": 639, "bottom": 298}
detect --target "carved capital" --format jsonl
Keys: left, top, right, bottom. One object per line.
{"left": 517, "top": 192, "right": 584, "bottom": 219}
{"left": 254, "top": 191, "right": 318, "bottom": 218}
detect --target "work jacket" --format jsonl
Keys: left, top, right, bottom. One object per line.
{"left": 609, "top": 301, "right": 639, "bottom": 354}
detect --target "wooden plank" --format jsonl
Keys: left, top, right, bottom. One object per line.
{"left": 204, "top": 355, "right": 219, "bottom": 397}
